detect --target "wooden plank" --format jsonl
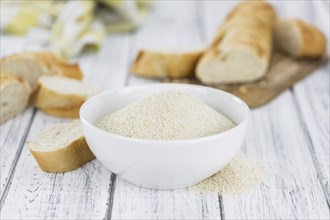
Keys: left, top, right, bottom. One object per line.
{"left": 166, "top": 50, "right": 329, "bottom": 108}
{"left": 290, "top": 0, "right": 330, "bottom": 204}
{"left": 280, "top": 0, "right": 330, "bottom": 205}
{"left": 0, "top": 34, "right": 131, "bottom": 219}
{"left": 165, "top": 0, "right": 329, "bottom": 108}
{"left": 113, "top": 178, "right": 220, "bottom": 219}
{"left": 222, "top": 92, "right": 329, "bottom": 219}
{"left": 216, "top": 1, "right": 330, "bottom": 219}
{"left": 0, "top": 112, "right": 112, "bottom": 219}
{"left": 81, "top": 34, "right": 132, "bottom": 88}
{"left": 0, "top": 108, "right": 34, "bottom": 198}
{"left": 1, "top": 1, "right": 328, "bottom": 219}
{"left": 127, "top": 0, "right": 206, "bottom": 85}
{"left": 112, "top": 1, "right": 222, "bottom": 219}
{"left": 293, "top": 65, "right": 330, "bottom": 205}
{"left": 0, "top": 36, "right": 45, "bottom": 199}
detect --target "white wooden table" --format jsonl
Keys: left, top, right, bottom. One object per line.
{"left": 1, "top": 1, "right": 329, "bottom": 219}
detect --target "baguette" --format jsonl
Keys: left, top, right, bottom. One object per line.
{"left": 28, "top": 120, "right": 95, "bottom": 173}
{"left": 42, "top": 107, "right": 81, "bottom": 119}
{"left": 36, "top": 52, "right": 84, "bottom": 80}
{"left": 0, "top": 51, "right": 83, "bottom": 90}
{"left": 274, "top": 19, "right": 327, "bottom": 58}
{"left": 196, "top": 1, "right": 276, "bottom": 84}
{"left": 33, "top": 75, "right": 101, "bottom": 118}
{"left": 130, "top": 49, "right": 204, "bottom": 79}
{"left": 0, "top": 74, "right": 31, "bottom": 123}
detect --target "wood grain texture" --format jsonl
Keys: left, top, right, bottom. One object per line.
{"left": 81, "top": 35, "right": 132, "bottom": 89}
{"left": 222, "top": 92, "right": 329, "bottom": 219}
{"left": 293, "top": 65, "right": 330, "bottom": 205}
{"left": 0, "top": 108, "right": 34, "bottom": 199}
{"left": 165, "top": 0, "right": 329, "bottom": 108}
{"left": 0, "top": 112, "right": 112, "bottom": 219}
{"left": 0, "top": 1, "right": 329, "bottom": 219}
{"left": 282, "top": 0, "right": 330, "bottom": 205}
{"left": 127, "top": 0, "right": 205, "bottom": 85}
{"left": 0, "top": 34, "right": 131, "bottom": 219}
{"left": 0, "top": 36, "right": 45, "bottom": 200}
{"left": 166, "top": 50, "right": 329, "bottom": 108}
{"left": 112, "top": 177, "right": 221, "bottom": 220}
{"left": 210, "top": 1, "right": 330, "bottom": 219}
{"left": 112, "top": 1, "right": 222, "bottom": 219}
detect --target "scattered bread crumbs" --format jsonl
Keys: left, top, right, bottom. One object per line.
{"left": 97, "top": 90, "right": 235, "bottom": 140}
{"left": 190, "top": 155, "right": 265, "bottom": 195}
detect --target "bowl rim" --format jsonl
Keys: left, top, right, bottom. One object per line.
{"left": 80, "top": 83, "right": 250, "bottom": 144}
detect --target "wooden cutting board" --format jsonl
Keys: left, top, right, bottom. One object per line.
{"left": 165, "top": 50, "right": 329, "bottom": 108}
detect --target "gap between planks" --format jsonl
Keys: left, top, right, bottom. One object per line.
{"left": 0, "top": 109, "right": 37, "bottom": 209}
{"left": 218, "top": 195, "right": 225, "bottom": 220}
{"left": 104, "top": 33, "right": 135, "bottom": 219}
{"left": 105, "top": 174, "right": 117, "bottom": 220}
{"left": 1, "top": 34, "right": 131, "bottom": 219}
{"left": 111, "top": 1, "right": 222, "bottom": 219}
{"left": 0, "top": 35, "right": 46, "bottom": 206}
{"left": 282, "top": 0, "right": 330, "bottom": 207}
{"left": 291, "top": 87, "right": 330, "bottom": 208}
{"left": 197, "top": 1, "right": 226, "bottom": 219}
{"left": 123, "top": 34, "right": 137, "bottom": 86}
{"left": 1, "top": 1, "right": 328, "bottom": 219}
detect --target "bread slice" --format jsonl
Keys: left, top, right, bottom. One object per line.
{"left": 196, "top": 1, "right": 276, "bottom": 84}
{"left": 0, "top": 51, "right": 83, "bottom": 90}
{"left": 1, "top": 53, "right": 51, "bottom": 89}
{"left": 0, "top": 74, "right": 31, "bottom": 124}
{"left": 35, "top": 52, "right": 83, "bottom": 80}
{"left": 130, "top": 49, "right": 204, "bottom": 79}
{"left": 42, "top": 106, "right": 81, "bottom": 119}
{"left": 28, "top": 120, "right": 95, "bottom": 173}
{"left": 33, "top": 75, "right": 101, "bottom": 118}
{"left": 274, "top": 19, "right": 327, "bottom": 58}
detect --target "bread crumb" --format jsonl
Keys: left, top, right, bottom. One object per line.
{"left": 97, "top": 90, "right": 235, "bottom": 140}
{"left": 190, "top": 155, "right": 265, "bottom": 195}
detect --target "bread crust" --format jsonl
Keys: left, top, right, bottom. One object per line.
{"left": 42, "top": 106, "right": 81, "bottom": 118}
{"left": 130, "top": 50, "right": 204, "bottom": 79}
{"left": 33, "top": 78, "right": 88, "bottom": 118}
{"left": 275, "top": 19, "right": 327, "bottom": 58}
{"left": 0, "top": 51, "right": 83, "bottom": 91}
{"left": 1, "top": 53, "right": 52, "bottom": 89}
{"left": 196, "top": 1, "right": 276, "bottom": 84}
{"left": 0, "top": 73, "right": 26, "bottom": 86}
{"left": 28, "top": 136, "right": 95, "bottom": 173}
{"left": 34, "top": 52, "right": 83, "bottom": 80}
{"left": 0, "top": 74, "right": 31, "bottom": 123}
{"left": 34, "top": 83, "right": 86, "bottom": 110}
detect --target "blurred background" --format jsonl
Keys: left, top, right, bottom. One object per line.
{"left": 0, "top": 2, "right": 329, "bottom": 219}
{"left": 1, "top": 0, "right": 329, "bottom": 60}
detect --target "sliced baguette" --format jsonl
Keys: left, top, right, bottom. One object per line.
{"left": 196, "top": 1, "right": 276, "bottom": 84}
{"left": 0, "top": 74, "right": 31, "bottom": 124}
{"left": 28, "top": 120, "right": 95, "bottom": 173}
{"left": 33, "top": 75, "right": 101, "bottom": 118}
{"left": 42, "top": 106, "right": 81, "bottom": 119}
{"left": 0, "top": 51, "right": 83, "bottom": 90}
{"left": 274, "top": 19, "right": 327, "bottom": 58}
{"left": 35, "top": 52, "right": 84, "bottom": 80}
{"left": 130, "top": 49, "right": 204, "bottom": 79}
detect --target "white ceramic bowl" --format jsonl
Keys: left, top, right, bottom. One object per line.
{"left": 80, "top": 84, "right": 250, "bottom": 190}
